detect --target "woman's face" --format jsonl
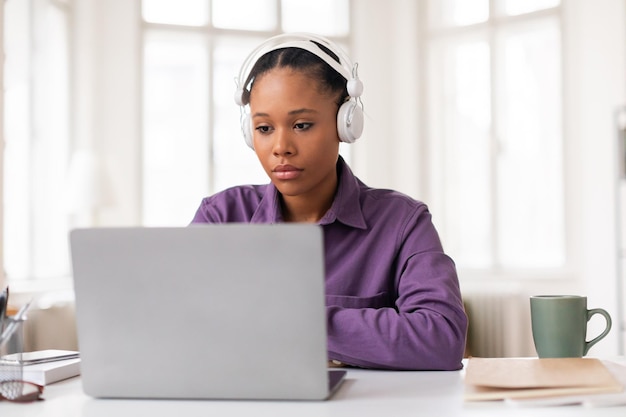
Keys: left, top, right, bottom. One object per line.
{"left": 248, "top": 67, "right": 341, "bottom": 200}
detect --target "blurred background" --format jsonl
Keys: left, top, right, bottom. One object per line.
{"left": 1, "top": 0, "right": 625, "bottom": 358}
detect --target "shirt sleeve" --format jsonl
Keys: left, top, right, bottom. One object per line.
{"left": 325, "top": 207, "right": 468, "bottom": 371}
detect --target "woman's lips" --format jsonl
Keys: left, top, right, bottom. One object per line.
{"left": 273, "top": 164, "right": 303, "bottom": 180}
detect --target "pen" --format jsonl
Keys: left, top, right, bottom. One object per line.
{"left": 0, "top": 299, "right": 32, "bottom": 349}
{"left": 0, "top": 286, "right": 8, "bottom": 332}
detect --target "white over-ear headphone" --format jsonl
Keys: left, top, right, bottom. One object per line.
{"left": 234, "top": 32, "right": 364, "bottom": 149}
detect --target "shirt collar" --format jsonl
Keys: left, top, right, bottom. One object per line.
{"left": 250, "top": 185, "right": 283, "bottom": 223}
{"left": 319, "top": 157, "right": 367, "bottom": 229}
{"left": 250, "top": 156, "right": 367, "bottom": 230}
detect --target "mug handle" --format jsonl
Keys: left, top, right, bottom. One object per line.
{"left": 584, "top": 308, "right": 612, "bottom": 355}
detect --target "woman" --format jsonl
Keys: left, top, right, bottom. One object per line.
{"left": 191, "top": 33, "right": 467, "bottom": 371}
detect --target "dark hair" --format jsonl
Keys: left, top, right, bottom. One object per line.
{"left": 244, "top": 41, "right": 349, "bottom": 108}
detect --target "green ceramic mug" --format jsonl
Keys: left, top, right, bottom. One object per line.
{"left": 530, "top": 295, "right": 612, "bottom": 358}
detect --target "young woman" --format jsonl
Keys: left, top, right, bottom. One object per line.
{"left": 191, "top": 33, "right": 467, "bottom": 371}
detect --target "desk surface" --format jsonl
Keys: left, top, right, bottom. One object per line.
{"left": 6, "top": 360, "right": 626, "bottom": 417}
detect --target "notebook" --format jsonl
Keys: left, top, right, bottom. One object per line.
{"left": 69, "top": 224, "right": 346, "bottom": 400}
{"left": 464, "top": 357, "right": 623, "bottom": 401}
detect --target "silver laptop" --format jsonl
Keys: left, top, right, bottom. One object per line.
{"left": 69, "top": 224, "right": 346, "bottom": 400}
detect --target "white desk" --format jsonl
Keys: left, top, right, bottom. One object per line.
{"left": 5, "top": 363, "right": 626, "bottom": 417}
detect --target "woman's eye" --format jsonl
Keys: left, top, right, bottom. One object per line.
{"left": 294, "top": 122, "right": 312, "bottom": 131}
{"left": 255, "top": 125, "right": 271, "bottom": 134}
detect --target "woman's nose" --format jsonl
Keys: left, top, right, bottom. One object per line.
{"left": 272, "top": 128, "right": 295, "bottom": 156}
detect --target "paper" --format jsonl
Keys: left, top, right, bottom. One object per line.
{"left": 464, "top": 357, "right": 624, "bottom": 401}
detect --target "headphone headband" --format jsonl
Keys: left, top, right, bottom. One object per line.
{"left": 234, "top": 32, "right": 361, "bottom": 106}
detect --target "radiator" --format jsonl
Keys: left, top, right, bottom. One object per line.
{"left": 464, "top": 291, "right": 535, "bottom": 358}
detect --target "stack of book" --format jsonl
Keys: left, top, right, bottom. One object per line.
{"left": 17, "top": 349, "right": 80, "bottom": 386}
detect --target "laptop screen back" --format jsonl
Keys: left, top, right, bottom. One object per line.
{"left": 70, "top": 224, "right": 332, "bottom": 400}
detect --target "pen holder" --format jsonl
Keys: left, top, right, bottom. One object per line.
{"left": 0, "top": 316, "right": 26, "bottom": 384}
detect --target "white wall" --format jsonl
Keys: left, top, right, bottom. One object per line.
{"left": 565, "top": 0, "right": 626, "bottom": 355}
{"left": 350, "top": 0, "right": 423, "bottom": 198}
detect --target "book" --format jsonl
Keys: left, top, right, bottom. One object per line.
{"left": 464, "top": 357, "right": 624, "bottom": 402}
{"left": 21, "top": 355, "right": 81, "bottom": 386}
{"left": 19, "top": 349, "right": 80, "bottom": 365}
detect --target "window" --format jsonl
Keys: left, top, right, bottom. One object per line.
{"left": 141, "top": 0, "right": 352, "bottom": 226}
{"left": 423, "top": 0, "right": 564, "bottom": 271}
{"left": 3, "top": 0, "right": 71, "bottom": 281}
{"left": 2, "top": 0, "right": 352, "bottom": 282}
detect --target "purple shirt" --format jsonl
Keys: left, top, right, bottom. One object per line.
{"left": 191, "top": 157, "right": 467, "bottom": 370}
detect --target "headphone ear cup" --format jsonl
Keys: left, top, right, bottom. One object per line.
{"left": 347, "top": 78, "right": 363, "bottom": 98}
{"left": 234, "top": 88, "right": 246, "bottom": 106}
{"left": 337, "top": 101, "right": 364, "bottom": 143}
{"left": 241, "top": 112, "right": 254, "bottom": 149}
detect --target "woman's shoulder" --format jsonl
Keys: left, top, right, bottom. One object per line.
{"left": 349, "top": 185, "right": 433, "bottom": 234}
{"left": 207, "top": 183, "right": 269, "bottom": 201}
{"left": 337, "top": 161, "right": 429, "bottom": 222}
{"left": 195, "top": 184, "right": 271, "bottom": 223}
{"left": 357, "top": 181, "right": 427, "bottom": 212}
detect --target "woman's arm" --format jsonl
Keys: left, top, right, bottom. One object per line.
{"left": 325, "top": 207, "right": 468, "bottom": 371}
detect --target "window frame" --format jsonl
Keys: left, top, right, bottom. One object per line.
{"left": 2, "top": 0, "right": 73, "bottom": 283}
{"left": 420, "top": 1, "right": 571, "bottom": 280}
